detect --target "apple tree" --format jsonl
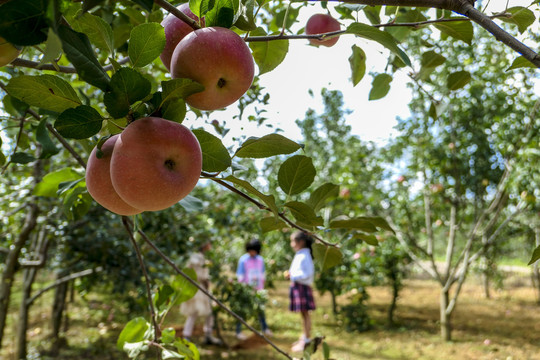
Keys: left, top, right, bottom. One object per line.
{"left": 1, "top": 0, "right": 540, "bottom": 358}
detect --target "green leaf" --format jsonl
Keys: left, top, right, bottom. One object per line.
{"left": 507, "top": 56, "right": 536, "bottom": 71}
{"left": 104, "top": 68, "right": 151, "bottom": 118}
{"left": 362, "top": 216, "right": 394, "bottom": 233}
{"left": 61, "top": 184, "right": 92, "bottom": 221}
{"left": 249, "top": 27, "right": 289, "bottom": 75}
{"left": 284, "top": 201, "right": 324, "bottom": 227}
{"left": 171, "top": 269, "right": 198, "bottom": 305}
{"left": 235, "top": 134, "right": 301, "bottom": 158}
{"left": 162, "top": 99, "right": 187, "bottom": 124}
{"left": 421, "top": 50, "right": 446, "bottom": 68}
{"left": 259, "top": 216, "right": 288, "bottom": 233}
{"left": 346, "top": 22, "right": 411, "bottom": 67}
{"left": 447, "top": 70, "right": 471, "bottom": 91}
{"left": 329, "top": 217, "right": 378, "bottom": 233}
{"left": 6, "top": 75, "right": 81, "bottom": 113}
{"left": 0, "top": 0, "right": 48, "bottom": 46}
{"left": 38, "top": 29, "right": 63, "bottom": 68}
{"left": 0, "top": 152, "right": 5, "bottom": 167}
{"left": 234, "top": 0, "right": 257, "bottom": 31}
{"left": 313, "top": 243, "right": 342, "bottom": 272}
{"left": 34, "top": 168, "right": 81, "bottom": 197}
{"left": 129, "top": 22, "right": 166, "bottom": 67}
{"left": 306, "top": 183, "right": 339, "bottom": 212}
{"left": 499, "top": 7, "right": 535, "bottom": 34}
{"left": 117, "top": 317, "right": 149, "bottom": 351}
{"left": 11, "top": 152, "right": 35, "bottom": 164}
{"left": 189, "top": 0, "right": 212, "bottom": 19}
{"left": 161, "top": 328, "right": 176, "bottom": 345}
{"left": 160, "top": 78, "right": 205, "bottom": 106}
{"left": 205, "top": 0, "right": 237, "bottom": 28}
{"left": 416, "top": 50, "right": 447, "bottom": 80}
{"left": 154, "top": 285, "right": 175, "bottom": 311}
{"left": 355, "top": 233, "right": 378, "bottom": 246}
{"left": 434, "top": 21, "right": 473, "bottom": 44}
{"left": 323, "top": 342, "right": 330, "bottom": 360}
{"left": 369, "top": 73, "right": 392, "bottom": 101}
{"left": 58, "top": 25, "right": 111, "bottom": 91}
{"left": 71, "top": 11, "right": 114, "bottom": 55}
{"left": 192, "top": 129, "right": 232, "bottom": 172}
{"left": 222, "top": 175, "right": 279, "bottom": 216}
{"left": 174, "top": 338, "right": 199, "bottom": 359}
{"left": 36, "top": 118, "right": 60, "bottom": 159}
{"left": 54, "top": 105, "right": 103, "bottom": 139}
{"left": 179, "top": 195, "right": 204, "bottom": 212}
{"left": 349, "top": 45, "right": 366, "bottom": 86}
{"left": 278, "top": 155, "right": 316, "bottom": 196}
{"left": 2, "top": 94, "right": 29, "bottom": 117}
{"left": 528, "top": 245, "right": 540, "bottom": 265}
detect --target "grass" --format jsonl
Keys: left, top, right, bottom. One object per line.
{"left": 2, "top": 273, "right": 539, "bottom": 360}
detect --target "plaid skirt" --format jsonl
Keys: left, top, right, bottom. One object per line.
{"left": 289, "top": 282, "right": 316, "bottom": 312}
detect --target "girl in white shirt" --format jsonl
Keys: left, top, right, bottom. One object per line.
{"left": 286, "top": 231, "right": 316, "bottom": 352}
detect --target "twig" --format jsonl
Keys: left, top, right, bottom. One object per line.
{"left": 154, "top": 0, "right": 201, "bottom": 30}
{"left": 128, "top": 219, "right": 294, "bottom": 360}
{"left": 122, "top": 217, "right": 162, "bottom": 356}
{"left": 10, "top": 57, "right": 129, "bottom": 74}
{"left": 45, "top": 123, "right": 87, "bottom": 169}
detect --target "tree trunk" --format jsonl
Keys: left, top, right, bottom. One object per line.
{"left": 50, "top": 272, "right": 69, "bottom": 355}
{"left": 388, "top": 277, "right": 399, "bottom": 327}
{"left": 533, "top": 226, "right": 540, "bottom": 305}
{"left": 16, "top": 265, "right": 38, "bottom": 359}
{"left": 482, "top": 268, "right": 491, "bottom": 299}
{"left": 0, "top": 203, "right": 39, "bottom": 349}
{"left": 0, "top": 160, "right": 42, "bottom": 349}
{"left": 440, "top": 289, "right": 452, "bottom": 341}
{"left": 330, "top": 289, "right": 338, "bottom": 316}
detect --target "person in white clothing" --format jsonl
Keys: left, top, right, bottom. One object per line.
{"left": 285, "top": 231, "right": 316, "bottom": 353}
{"left": 180, "top": 240, "right": 222, "bottom": 345}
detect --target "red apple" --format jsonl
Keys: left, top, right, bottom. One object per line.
{"left": 110, "top": 117, "right": 202, "bottom": 211}
{"left": 305, "top": 14, "right": 341, "bottom": 47}
{"left": 85, "top": 135, "right": 142, "bottom": 216}
{"left": 170, "top": 27, "right": 255, "bottom": 111}
{"left": 339, "top": 187, "right": 350, "bottom": 199}
{"left": 397, "top": 175, "right": 406, "bottom": 183}
{"left": 0, "top": 36, "right": 21, "bottom": 67}
{"left": 160, "top": 3, "right": 202, "bottom": 71}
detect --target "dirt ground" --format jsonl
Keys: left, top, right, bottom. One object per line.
{"left": 192, "top": 275, "right": 540, "bottom": 360}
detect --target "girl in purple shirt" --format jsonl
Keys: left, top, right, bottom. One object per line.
{"left": 235, "top": 238, "right": 272, "bottom": 340}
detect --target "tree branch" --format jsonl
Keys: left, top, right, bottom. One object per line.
{"left": 26, "top": 267, "right": 102, "bottom": 307}
{"left": 10, "top": 58, "right": 130, "bottom": 74}
{"left": 154, "top": 0, "right": 201, "bottom": 30}
{"left": 122, "top": 218, "right": 162, "bottom": 354}
{"left": 456, "top": 2, "right": 540, "bottom": 67}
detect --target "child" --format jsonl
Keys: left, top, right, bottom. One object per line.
{"left": 180, "top": 240, "right": 222, "bottom": 345}
{"left": 235, "top": 238, "right": 272, "bottom": 340}
{"left": 286, "top": 231, "right": 316, "bottom": 352}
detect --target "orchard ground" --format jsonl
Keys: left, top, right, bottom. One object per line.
{"left": 2, "top": 269, "right": 539, "bottom": 360}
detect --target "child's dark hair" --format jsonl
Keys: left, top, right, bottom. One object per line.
{"left": 291, "top": 231, "right": 314, "bottom": 258}
{"left": 245, "top": 238, "right": 262, "bottom": 254}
